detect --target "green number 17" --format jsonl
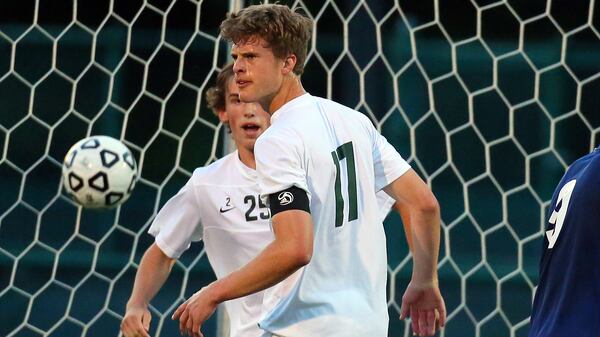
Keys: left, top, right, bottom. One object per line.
{"left": 331, "top": 141, "right": 358, "bottom": 227}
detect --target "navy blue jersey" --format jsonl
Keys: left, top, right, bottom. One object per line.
{"left": 529, "top": 148, "right": 600, "bottom": 337}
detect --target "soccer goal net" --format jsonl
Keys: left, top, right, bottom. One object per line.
{"left": 0, "top": 0, "right": 598, "bottom": 336}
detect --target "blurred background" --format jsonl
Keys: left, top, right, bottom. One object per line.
{"left": 0, "top": 0, "right": 598, "bottom": 336}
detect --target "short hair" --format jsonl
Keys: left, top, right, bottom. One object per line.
{"left": 205, "top": 63, "right": 234, "bottom": 115}
{"left": 220, "top": 4, "right": 312, "bottom": 75}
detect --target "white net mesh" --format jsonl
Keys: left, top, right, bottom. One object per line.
{"left": 0, "top": 0, "right": 598, "bottom": 336}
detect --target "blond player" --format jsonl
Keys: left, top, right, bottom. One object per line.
{"left": 121, "top": 63, "right": 399, "bottom": 337}
{"left": 173, "top": 4, "right": 445, "bottom": 337}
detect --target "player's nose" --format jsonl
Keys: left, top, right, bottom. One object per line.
{"left": 233, "top": 59, "right": 245, "bottom": 73}
{"left": 244, "top": 105, "right": 256, "bottom": 117}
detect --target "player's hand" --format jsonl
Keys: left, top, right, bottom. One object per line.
{"left": 172, "top": 286, "right": 218, "bottom": 337}
{"left": 121, "top": 306, "right": 152, "bottom": 337}
{"left": 400, "top": 279, "right": 446, "bottom": 336}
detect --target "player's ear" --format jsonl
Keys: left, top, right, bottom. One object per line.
{"left": 217, "top": 109, "right": 229, "bottom": 123}
{"left": 282, "top": 54, "right": 297, "bottom": 75}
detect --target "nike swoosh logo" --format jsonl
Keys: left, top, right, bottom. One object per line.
{"left": 219, "top": 206, "right": 235, "bottom": 213}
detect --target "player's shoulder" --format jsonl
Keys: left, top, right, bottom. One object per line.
{"left": 190, "top": 152, "right": 240, "bottom": 185}
{"left": 314, "top": 95, "right": 358, "bottom": 114}
{"left": 566, "top": 148, "right": 600, "bottom": 174}
{"left": 256, "top": 109, "right": 302, "bottom": 144}
{"left": 589, "top": 147, "right": 600, "bottom": 166}
{"left": 553, "top": 149, "right": 600, "bottom": 193}
{"left": 314, "top": 96, "right": 374, "bottom": 127}
{"left": 254, "top": 124, "right": 303, "bottom": 160}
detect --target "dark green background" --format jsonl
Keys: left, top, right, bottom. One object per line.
{"left": 0, "top": 0, "right": 598, "bottom": 336}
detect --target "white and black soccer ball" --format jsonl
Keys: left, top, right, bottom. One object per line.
{"left": 62, "top": 136, "right": 138, "bottom": 208}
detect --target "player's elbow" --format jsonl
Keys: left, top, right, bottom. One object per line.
{"left": 274, "top": 234, "right": 312, "bottom": 269}
{"left": 277, "top": 236, "right": 312, "bottom": 268}
{"left": 288, "top": 242, "right": 312, "bottom": 267}
{"left": 297, "top": 248, "right": 313, "bottom": 266}
{"left": 415, "top": 192, "right": 440, "bottom": 218}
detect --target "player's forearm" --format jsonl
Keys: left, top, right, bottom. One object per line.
{"left": 206, "top": 210, "right": 313, "bottom": 304}
{"left": 395, "top": 202, "right": 414, "bottom": 252}
{"left": 409, "top": 202, "right": 441, "bottom": 283}
{"left": 384, "top": 170, "right": 441, "bottom": 283}
{"left": 207, "top": 239, "right": 307, "bottom": 304}
{"left": 127, "top": 243, "right": 176, "bottom": 309}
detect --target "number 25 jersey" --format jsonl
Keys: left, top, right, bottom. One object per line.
{"left": 148, "top": 151, "right": 273, "bottom": 337}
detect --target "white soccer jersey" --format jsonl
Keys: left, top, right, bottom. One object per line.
{"left": 147, "top": 150, "right": 396, "bottom": 337}
{"left": 148, "top": 151, "right": 273, "bottom": 337}
{"left": 254, "top": 94, "right": 410, "bottom": 337}
{"left": 377, "top": 190, "right": 396, "bottom": 222}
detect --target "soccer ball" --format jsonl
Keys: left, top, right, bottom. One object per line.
{"left": 62, "top": 136, "right": 138, "bottom": 208}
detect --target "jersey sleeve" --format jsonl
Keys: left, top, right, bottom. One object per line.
{"left": 376, "top": 190, "right": 396, "bottom": 222}
{"left": 371, "top": 127, "right": 411, "bottom": 192}
{"left": 147, "top": 179, "right": 203, "bottom": 259}
{"left": 254, "top": 130, "right": 308, "bottom": 201}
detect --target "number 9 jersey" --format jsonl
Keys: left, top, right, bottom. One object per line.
{"left": 254, "top": 94, "right": 411, "bottom": 337}
{"left": 529, "top": 148, "right": 600, "bottom": 337}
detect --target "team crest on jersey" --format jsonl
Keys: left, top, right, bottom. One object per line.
{"left": 278, "top": 191, "right": 294, "bottom": 205}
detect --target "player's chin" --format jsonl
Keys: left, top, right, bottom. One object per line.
{"left": 240, "top": 138, "right": 258, "bottom": 152}
{"left": 243, "top": 135, "right": 260, "bottom": 146}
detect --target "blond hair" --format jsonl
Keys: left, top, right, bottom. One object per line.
{"left": 220, "top": 4, "right": 312, "bottom": 75}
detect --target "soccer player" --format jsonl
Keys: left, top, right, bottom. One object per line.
{"left": 120, "top": 64, "right": 398, "bottom": 337}
{"left": 529, "top": 147, "right": 600, "bottom": 337}
{"left": 173, "top": 4, "right": 445, "bottom": 337}
{"left": 120, "top": 64, "right": 273, "bottom": 337}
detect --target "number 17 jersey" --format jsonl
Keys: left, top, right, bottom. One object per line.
{"left": 254, "top": 94, "right": 411, "bottom": 337}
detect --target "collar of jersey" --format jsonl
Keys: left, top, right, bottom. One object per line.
{"left": 234, "top": 150, "right": 257, "bottom": 180}
{"left": 270, "top": 93, "right": 312, "bottom": 124}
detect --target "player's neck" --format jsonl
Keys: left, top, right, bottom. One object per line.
{"left": 237, "top": 146, "right": 256, "bottom": 170}
{"left": 267, "top": 75, "right": 305, "bottom": 115}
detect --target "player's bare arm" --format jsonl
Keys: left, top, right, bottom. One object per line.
{"left": 384, "top": 169, "right": 446, "bottom": 336}
{"left": 121, "top": 243, "right": 176, "bottom": 337}
{"left": 392, "top": 201, "right": 414, "bottom": 251}
{"left": 172, "top": 210, "right": 313, "bottom": 337}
